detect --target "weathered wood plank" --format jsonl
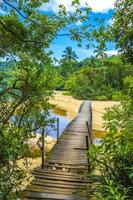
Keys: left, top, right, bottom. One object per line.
{"left": 32, "top": 173, "right": 87, "bottom": 182}
{"left": 33, "top": 178, "right": 87, "bottom": 187}
{"left": 26, "top": 185, "right": 87, "bottom": 195}
{"left": 24, "top": 191, "right": 88, "bottom": 200}
{"left": 31, "top": 181, "right": 87, "bottom": 190}
{"left": 34, "top": 169, "right": 80, "bottom": 176}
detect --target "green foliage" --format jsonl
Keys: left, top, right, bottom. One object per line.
{"left": 124, "top": 76, "right": 133, "bottom": 99}
{"left": 62, "top": 47, "right": 79, "bottom": 61}
{"left": 0, "top": 0, "right": 94, "bottom": 198}
{"left": 0, "top": 58, "right": 55, "bottom": 199}
{"left": 0, "top": 0, "right": 133, "bottom": 199}
{"left": 96, "top": 179, "right": 129, "bottom": 200}
{"left": 59, "top": 47, "right": 79, "bottom": 78}
{"left": 93, "top": 24, "right": 108, "bottom": 59}
{"left": 53, "top": 70, "right": 65, "bottom": 90}
{"left": 62, "top": 91, "right": 72, "bottom": 96}
{"left": 88, "top": 101, "right": 133, "bottom": 199}
{"left": 65, "top": 56, "right": 133, "bottom": 100}
{"left": 112, "top": 91, "right": 123, "bottom": 101}
{"left": 96, "top": 95, "right": 108, "bottom": 101}
{"left": 0, "top": 123, "right": 28, "bottom": 199}
{"left": 112, "top": 0, "right": 133, "bottom": 63}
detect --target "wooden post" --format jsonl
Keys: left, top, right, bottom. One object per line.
{"left": 86, "top": 135, "right": 90, "bottom": 173}
{"left": 57, "top": 117, "right": 59, "bottom": 143}
{"left": 42, "top": 127, "right": 45, "bottom": 170}
{"left": 90, "top": 105, "right": 92, "bottom": 140}
{"left": 86, "top": 121, "right": 93, "bottom": 145}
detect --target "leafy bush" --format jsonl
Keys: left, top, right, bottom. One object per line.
{"left": 0, "top": 124, "right": 28, "bottom": 199}
{"left": 64, "top": 57, "right": 133, "bottom": 100}
{"left": 0, "top": 59, "right": 55, "bottom": 199}
{"left": 88, "top": 101, "right": 133, "bottom": 199}
{"left": 95, "top": 95, "right": 108, "bottom": 101}
{"left": 96, "top": 178, "right": 130, "bottom": 200}
{"left": 62, "top": 91, "right": 72, "bottom": 96}
{"left": 112, "top": 91, "right": 123, "bottom": 101}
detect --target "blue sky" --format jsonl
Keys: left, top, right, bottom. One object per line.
{"left": 40, "top": 0, "right": 117, "bottom": 61}
{"left": 50, "top": 10, "right": 116, "bottom": 61}
{"left": 0, "top": 0, "right": 118, "bottom": 61}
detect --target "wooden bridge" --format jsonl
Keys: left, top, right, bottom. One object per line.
{"left": 21, "top": 101, "right": 92, "bottom": 200}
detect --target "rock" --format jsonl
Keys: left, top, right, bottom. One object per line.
{"left": 27, "top": 134, "right": 55, "bottom": 157}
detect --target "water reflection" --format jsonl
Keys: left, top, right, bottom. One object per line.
{"left": 47, "top": 107, "right": 69, "bottom": 139}
{"left": 51, "top": 107, "right": 67, "bottom": 116}
{"left": 48, "top": 107, "right": 107, "bottom": 143}
{"left": 93, "top": 130, "right": 107, "bottom": 144}
{"left": 11, "top": 106, "right": 107, "bottom": 143}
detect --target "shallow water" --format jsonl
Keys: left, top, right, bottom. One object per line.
{"left": 93, "top": 130, "right": 107, "bottom": 144}
{"left": 48, "top": 107, "right": 107, "bottom": 143}
{"left": 46, "top": 107, "right": 69, "bottom": 139}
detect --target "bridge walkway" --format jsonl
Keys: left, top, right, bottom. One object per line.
{"left": 21, "top": 101, "right": 92, "bottom": 200}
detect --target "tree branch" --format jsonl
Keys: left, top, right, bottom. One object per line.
{"left": 2, "top": 0, "right": 39, "bottom": 26}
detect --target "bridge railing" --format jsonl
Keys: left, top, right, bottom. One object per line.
{"left": 86, "top": 102, "right": 93, "bottom": 172}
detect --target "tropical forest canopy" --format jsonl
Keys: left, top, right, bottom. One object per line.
{"left": 0, "top": 0, "right": 133, "bottom": 199}
{"left": 54, "top": 53, "right": 133, "bottom": 100}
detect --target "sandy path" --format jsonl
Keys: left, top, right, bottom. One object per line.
{"left": 49, "top": 91, "right": 118, "bottom": 131}
{"left": 92, "top": 101, "right": 118, "bottom": 131}
{"left": 49, "top": 91, "right": 83, "bottom": 121}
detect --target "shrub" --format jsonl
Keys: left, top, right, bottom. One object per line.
{"left": 95, "top": 95, "right": 108, "bottom": 101}
{"left": 112, "top": 91, "right": 123, "bottom": 101}
{"left": 87, "top": 101, "right": 133, "bottom": 199}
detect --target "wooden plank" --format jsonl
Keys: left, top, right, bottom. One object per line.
{"left": 26, "top": 185, "right": 87, "bottom": 195}
{"left": 48, "top": 152, "right": 87, "bottom": 156}
{"left": 31, "top": 181, "right": 87, "bottom": 190}
{"left": 32, "top": 171, "right": 86, "bottom": 179}
{"left": 64, "top": 129, "right": 88, "bottom": 133}
{"left": 24, "top": 191, "right": 88, "bottom": 200}
{"left": 47, "top": 161, "right": 87, "bottom": 164}
{"left": 49, "top": 155, "right": 87, "bottom": 159}
{"left": 35, "top": 169, "right": 79, "bottom": 176}
{"left": 32, "top": 174, "right": 87, "bottom": 183}
{"left": 50, "top": 146, "right": 86, "bottom": 149}
{"left": 32, "top": 171, "right": 84, "bottom": 180}
{"left": 33, "top": 178, "right": 87, "bottom": 187}
{"left": 33, "top": 170, "right": 85, "bottom": 176}
{"left": 44, "top": 165, "right": 87, "bottom": 170}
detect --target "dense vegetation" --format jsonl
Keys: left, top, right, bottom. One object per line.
{"left": 0, "top": 0, "right": 132, "bottom": 199}
{"left": 88, "top": 99, "right": 133, "bottom": 199}
{"left": 88, "top": 0, "right": 133, "bottom": 199}
{"left": 54, "top": 53, "right": 133, "bottom": 100}
{"left": 54, "top": 0, "right": 133, "bottom": 101}
{"left": 0, "top": 0, "right": 91, "bottom": 199}
{"left": 53, "top": 0, "right": 133, "bottom": 199}
{"left": 112, "top": 0, "right": 133, "bottom": 64}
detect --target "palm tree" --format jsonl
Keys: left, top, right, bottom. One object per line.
{"left": 62, "top": 47, "right": 78, "bottom": 61}
{"left": 94, "top": 48, "right": 107, "bottom": 59}
{"left": 60, "top": 47, "right": 79, "bottom": 77}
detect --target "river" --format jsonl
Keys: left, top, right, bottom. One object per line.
{"left": 48, "top": 106, "right": 106, "bottom": 144}
{"left": 47, "top": 107, "right": 69, "bottom": 139}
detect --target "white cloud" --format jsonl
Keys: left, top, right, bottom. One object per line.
{"left": 76, "top": 48, "right": 118, "bottom": 60}
{"left": 40, "top": 0, "right": 74, "bottom": 13}
{"left": 77, "top": 49, "right": 118, "bottom": 58}
{"left": 106, "top": 50, "right": 118, "bottom": 56}
{"left": 76, "top": 20, "right": 82, "bottom": 26}
{"left": 75, "top": 47, "right": 95, "bottom": 57}
{"left": 40, "top": 0, "right": 115, "bottom": 13}
{"left": 86, "top": 0, "right": 115, "bottom": 13}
